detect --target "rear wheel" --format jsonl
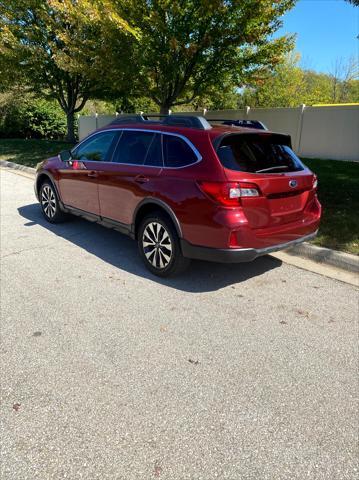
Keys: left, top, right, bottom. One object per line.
{"left": 138, "top": 213, "right": 190, "bottom": 277}
{"left": 40, "top": 181, "right": 68, "bottom": 223}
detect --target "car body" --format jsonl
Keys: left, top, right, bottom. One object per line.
{"left": 35, "top": 115, "right": 321, "bottom": 276}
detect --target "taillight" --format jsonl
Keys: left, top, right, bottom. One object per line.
{"left": 197, "top": 182, "right": 260, "bottom": 206}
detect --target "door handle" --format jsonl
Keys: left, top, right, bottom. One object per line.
{"left": 87, "top": 171, "right": 98, "bottom": 178}
{"left": 134, "top": 175, "right": 149, "bottom": 184}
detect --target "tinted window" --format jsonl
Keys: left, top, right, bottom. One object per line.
{"left": 73, "top": 132, "right": 118, "bottom": 162}
{"left": 217, "top": 134, "right": 304, "bottom": 173}
{"left": 113, "top": 131, "right": 155, "bottom": 165}
{"left": 163, "top": 135, "right": 198, "bottom": 168}
{"left": 144, "top": 134, "right": 162, "bottom": 167}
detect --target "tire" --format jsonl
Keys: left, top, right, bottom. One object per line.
{"left": 39, "top": 181, "right": 68, "bottom": 223}
{"left": 138, "top": 212, "right": 190, "bottom": 277}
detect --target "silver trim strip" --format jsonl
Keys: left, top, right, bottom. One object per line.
{"left": 71, "top": 128, "right": 202, "bottom": 169}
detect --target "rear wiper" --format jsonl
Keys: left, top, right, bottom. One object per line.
{"left": 255, "top": 165, "right": 289, "bottom": 173}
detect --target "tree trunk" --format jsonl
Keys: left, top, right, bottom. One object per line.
{"left": 66, "top": 111, "right": 76, "bottom": 143}
{"left": 160, "top": 104, "right": 171, "bottom": 115}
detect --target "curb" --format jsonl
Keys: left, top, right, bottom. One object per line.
{"left": 1, "top": 159, "right": 358, "bottom": 274}
{"left": 285, "top": 242, "right": 359, "bottom": 274}
{"left": 0, "top": 160, "right": 36, "bottom": 175}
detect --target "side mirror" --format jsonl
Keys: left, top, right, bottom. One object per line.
{"left": 59, "top": 150, "right": 72, "bottom": 162}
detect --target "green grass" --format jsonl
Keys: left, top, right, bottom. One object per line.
{"left": 302, "top": 158, "right": 359, "bottom": 255}
{"left": 0, "top": 138, "right": 74, "bottom": 168}
{"left": 0, "top": 139, "right": 358, "bottom": 255}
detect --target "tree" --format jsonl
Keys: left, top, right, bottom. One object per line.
{"left": 238, "top": 53, "right": 359, "bottom": 107}
{"left": 345, "top": 0, "right": 359, "bottom": 6}
{"left": 330, "top": 56, "right": 359, "bottom": 103}
{"left": 99, "top": 0, "right": 296, "bottom": 114}
{"left": 0, "top": 0, "right": 136, "bottom": 141}
{"left": 239, "top": 53, "right": 306, "bottom": 107}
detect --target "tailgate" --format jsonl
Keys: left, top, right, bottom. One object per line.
{"left": 216, "top": 132, "right": 316, "bottom": 228}
{"left": 237, "top": 172, "right": 315, "bottom": 228}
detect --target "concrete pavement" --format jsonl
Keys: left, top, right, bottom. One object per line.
{"left": 1, "top": 169, "right": 358, "bottom": 480}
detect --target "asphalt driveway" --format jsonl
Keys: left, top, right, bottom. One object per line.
{"left": 1, "top": 169, "right": 358, "bottom": 480}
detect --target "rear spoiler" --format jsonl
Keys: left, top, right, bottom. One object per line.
{"left": 206, "top": 119, "right": 268, "bottom": 130}
{"left": 213, "top": 131, "right": 292, "bottom": 150}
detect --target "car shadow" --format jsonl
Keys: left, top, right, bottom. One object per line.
{"left": 18, "top": 204, "right": 282, "bottom": 293}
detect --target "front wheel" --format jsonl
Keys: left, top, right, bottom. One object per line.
{"left": 40, "top": 181, "right": 68, "bottom": 223}
{"left": 138, "top": 213, "right": 190, "bottom": 277}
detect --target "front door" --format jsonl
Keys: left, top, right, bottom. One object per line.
{"left": 58, "top": 130, "right": 119, "bottom": 215}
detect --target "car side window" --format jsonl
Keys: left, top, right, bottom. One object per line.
{"left": 163, "top": 135, "right": 198, "bottom": 168}
{"left": 112, "top": 131, "right": 156, "bottom": 165}
{"left": 72, "top": 131, "right": 118, "bottom": 162}
{"left": 144, "top": 133, "right": 163, "bottom": 167}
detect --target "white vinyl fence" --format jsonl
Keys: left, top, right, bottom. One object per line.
{"left": 78, "top": 104, "right": 359, "bottom": 161}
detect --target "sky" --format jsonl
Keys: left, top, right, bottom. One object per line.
{"left": 276, "top": 0, "right": 358, "bottom": 73}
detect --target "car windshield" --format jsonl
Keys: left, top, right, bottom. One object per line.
{"left": 217, "top": 133, "right": 304, "bottom": 173}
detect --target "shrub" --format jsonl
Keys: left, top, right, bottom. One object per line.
{"left": 0, "top": 90, "right": 67, "bottom": 139}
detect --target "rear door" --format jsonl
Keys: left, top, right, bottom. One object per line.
{"left": 98, "top": 130, "right": 163, "bottom": 225}
{"left": 217, "top": 133, "right": 316, "bottom": 228}
{"left": 58, "top": 130, "right": 119, "bottom": 215}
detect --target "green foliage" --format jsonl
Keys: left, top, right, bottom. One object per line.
{"left": 0, "top": 0, "right": 135, "bottom": 141}
{"left": 112, "top": 96, "right": 158, "bottom": 114}
{"left": 0, "top": 90, "right": 67, "bottom": 139}
{"left": 96, "top": 0, "right": 295, "bottom": 112}
{"left": 240, "top": 54, "right": 359, "bottom": 107}
{"left": 82, "top": 100, "right": 119, "bottom": 116}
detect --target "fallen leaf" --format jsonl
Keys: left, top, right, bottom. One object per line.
{"left": 296, "top": 309, "right": 310, "bottom": 318}
{"left": 188, "top": 358, "right": 200, "bottom": 365}
{"left": 154, "top": 462, "right": 162, "bottom": 477}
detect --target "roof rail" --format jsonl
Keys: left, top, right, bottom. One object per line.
{"left": 109, "top": 114, "right": 267, "bottom": 131}
{"left": 206, "top": 118, "right": 268, "bottom": 130}
{"left": 110, "top": 114, "right": 150, "bottom": 125}
{"left": 110, "top": 114, "right": 212, "bottom": 130}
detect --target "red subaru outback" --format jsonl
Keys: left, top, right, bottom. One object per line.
{"left": 35, "top": 115, "right": 321, "bottom": 276}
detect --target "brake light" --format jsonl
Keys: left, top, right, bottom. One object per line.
{"left": 197, "top": 182, "right": 260, "bottom": 206}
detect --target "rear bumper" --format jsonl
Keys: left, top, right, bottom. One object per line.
{"left": 181, "top": 230, "right": 318, "bottom": 263}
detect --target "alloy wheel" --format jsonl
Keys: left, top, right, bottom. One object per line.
{"left": 142, "top": 221, "right": 173, "bottom": 269}
{"left": 41, "top": 185, "right": 56, "bottom": 218}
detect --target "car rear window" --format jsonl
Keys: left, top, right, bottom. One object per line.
{"left": 217, "top": 134, "right": 304, "bottom": 173}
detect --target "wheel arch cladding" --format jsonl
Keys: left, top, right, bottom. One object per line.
{"left": 134, "top": 200, "right": 182, "bottom": 240}
{"left": 36, "top": 172, "right": 61, "bottom": 201}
